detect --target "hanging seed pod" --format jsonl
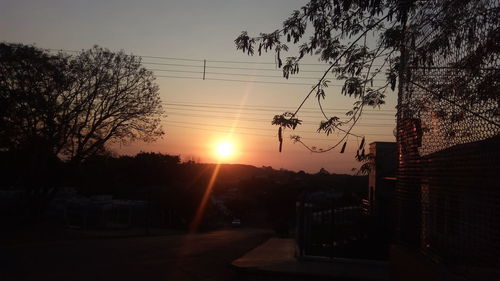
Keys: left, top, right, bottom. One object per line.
{"left": 340, "top": 141, "right": 347, "bottom": 153}
{"left": 359, "top": 137, "right": 365, "bottom": 150}
{"left": 278, "top": 127, "right": 283, "bottom": 152}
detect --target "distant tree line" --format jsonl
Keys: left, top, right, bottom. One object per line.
{"left": 1, "top": 148, "right": 367, "bottom": 231}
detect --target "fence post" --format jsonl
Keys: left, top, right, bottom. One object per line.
{"left": 330, "top": 199, "right": 335, "bottom": 258}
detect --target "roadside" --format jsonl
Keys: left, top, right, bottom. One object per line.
{"left": 232, "top": 238, "right": 390, "bottom": 281}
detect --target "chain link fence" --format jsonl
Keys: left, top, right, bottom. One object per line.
{"left": 396, "top": 0, "right": 500, "bottom": 280}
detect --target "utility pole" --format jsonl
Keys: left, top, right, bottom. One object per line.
{"left": 203, "top": 59, "right": 206, "bottom": 80}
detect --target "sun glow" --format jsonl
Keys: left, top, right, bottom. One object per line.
{"left": 216, "top": 141, "right": 234, "bottom": 159}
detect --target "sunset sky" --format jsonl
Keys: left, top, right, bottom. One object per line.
{"left": 1, "top": 0, "right": 396, "bottom": 174}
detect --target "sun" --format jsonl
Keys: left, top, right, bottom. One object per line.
{"left": 216, "top": 141, "right": 234, "bottom": 159}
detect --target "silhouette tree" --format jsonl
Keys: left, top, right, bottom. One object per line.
{"left": 1, "top": 43, "right": 164, "bottom": 161}
{"left": 0, "top": 43, "right": 164, "bottom": 217}
{"left": 235, "top": 0, "right": 499, "bottom": 154}
{"left": 0, "top": 44, "right": 68, "bottom": 153}
{"left": 317, "top": 168, "right": 330, "bottom": 175}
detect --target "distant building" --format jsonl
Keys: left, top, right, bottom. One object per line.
{"left": 50, "top": 192, "right": 148, "bottom": 229}
{"left": 367, "top": 142, "right": 397, "bottom": 218}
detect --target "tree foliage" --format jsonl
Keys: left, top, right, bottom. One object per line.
{"left": 0, "top": 43, "right": 164, "bottom": 163}
{"left": 235, "top": 0, "right": 499, "bottom": 155}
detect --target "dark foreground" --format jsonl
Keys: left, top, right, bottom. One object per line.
{"left": 0, "top": 228, "right": 302, "bottom": 281}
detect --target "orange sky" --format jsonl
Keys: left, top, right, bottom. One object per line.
{"left": 1, "top": 0, "right": 396, "bottom": 174}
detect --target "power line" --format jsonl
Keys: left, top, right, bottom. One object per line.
{"left": 156, "top": 74, "right": 393, "bottom": 87}
{"left": 163, "top": 102, "right": 396, "bottom": 115}
{"left": 166, "top": 116, "right": 394, "bottom": 128}
{"left": 144, "top": 62, "right": 203, "bottom": 68}
{"left": 155, "top": 75, "right": 313, "bottom": 86}
{"left": 164, "top": 101, "right": 396, "bottom": 112}
{"left": 166, "top": 120, "right": 277, "bottom": 132}
{"left": 139, "top": 56, "right": 203, "bottom": 63}
{"left": 166, "top": 124, "right": 273, "bottom": 138}
{"left": 165, "top": 107, "right": 396, "bottom": 120}
{"left": 46, "top": 48, "right": 385, "bottom": 67}
{"left": 46, "top": 48, "right": 391, "bottom": 86}
{"left": 166, "top": 123, "right": 331, "bottom": 141}
{"left": 164, "top": 107, "right": 396, "bottom": 119}
{"left": 166, "top": 124, "right": 394, "bottom": 142}
{"left": 409, "top": 80, "right": 500, "bottom": 128}
{"left": 165, "top": 111, "right": 395, "bottom": 123}
{"left": 165, "top": 120, "right": 394, "bottom": 135}
{"left": 149, "top": 68, "right": 388, "bottom": 82}
{"left": 208, "top": 59, "right": 314, "bottom": 65}
{"left": 149, "top": 62, "right": 385, "bottom": 74}
{"left": 145, "top": 62, "right": 323, "bottom": 72}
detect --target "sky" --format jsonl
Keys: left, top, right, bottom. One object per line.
{"left": 0, "top": 0, "right": 397, "bottom": 174}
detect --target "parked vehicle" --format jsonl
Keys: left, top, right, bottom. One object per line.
{"left": 231, "top": 218, "right": 241, "bottom": 227}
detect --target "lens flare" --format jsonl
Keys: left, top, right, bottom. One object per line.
{"left": 189, "top": 163, "right": 220, "bottom": 233}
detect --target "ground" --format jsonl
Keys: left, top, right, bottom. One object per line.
{"left": 0, "top": 228, "right": 291, "bottom": 281}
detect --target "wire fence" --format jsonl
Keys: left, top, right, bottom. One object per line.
{"left": 396, "top": 1, "right": 500, "bottom": 280}
{"left": 296, "top": 193, "right": 381, "bottom": 260}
